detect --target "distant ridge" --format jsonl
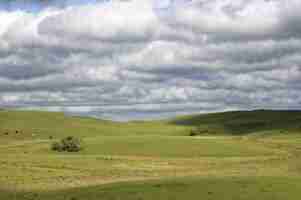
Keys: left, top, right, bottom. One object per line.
{"left": 169, "top": 109, "right": 301, "bottom": 135}
{"left": 1, "top": 109, "right": 301, "bottom": 138}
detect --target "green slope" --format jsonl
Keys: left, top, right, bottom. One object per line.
{"left": 170, "top": 110, "right": 301, "bottom": 135}
{"left": 2, "top": 177, "right": 301, "bottom": 200}
{"left": 1, "top": 109, "right": 301, "bottom": 200}
{"left": 0, "top": 110, "right": 188, "bottom": 141}
{"left": 1, "top": 109, "right": 301, "bottom": 141}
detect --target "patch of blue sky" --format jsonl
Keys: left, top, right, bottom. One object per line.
{"left": 1, "top": 0, "right": 193, "bottom": 13}
{"left": 0, "top": 0, "right": 111, "bottom": 12}
{"left": 153, "top": 0, "right": 193, "bottom": 17}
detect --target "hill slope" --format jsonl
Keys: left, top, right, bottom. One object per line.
{"left": 0, "top": 110, "right": 190, "bottom": 140}
{"left": 2, "top": 177, "right": 301, "bottom": 200}
{"left": 1, "top": 109, "right": 301, "bottom": 140}
{"left": 1, "top": 109, "right": 301, "bottom": 199}
{"left": 170, "top": 110, "right": 301, "bottom": 135}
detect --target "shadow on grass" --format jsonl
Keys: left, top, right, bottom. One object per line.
{"left": 168, "top": 110, "right": 301, "bottom": 135}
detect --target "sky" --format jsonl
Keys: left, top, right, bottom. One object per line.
{"left": 0, "top": 0, "right": 301, "bottom": 120}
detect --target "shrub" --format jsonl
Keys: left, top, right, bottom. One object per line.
{"left": 51, "top": 136, "right": 83, "bottom": 152}
{"left": 61, "top": 136, "right": 83, "bottom": 152}
{"left": 51, "top": 141, "right": 63, "bottom": 152}
{"left": 189, "top": 129, "right": 198, "bottom": 136}
{"left": 189, "top": 126, "right": 208, "bottom": 136}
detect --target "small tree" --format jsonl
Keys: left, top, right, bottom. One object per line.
{"left": 189, "top": 126, "right": 208, "bottom": 136}
{"left": 51, "top": 141, "right": 63, "bottom": 152}
{"left": 51, "top": 136, "right": 83, "bottom": 152}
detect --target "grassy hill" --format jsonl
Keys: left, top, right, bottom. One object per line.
{"left": 170, "top": 110, "right": 301, "bottom": 135}
{"left": 0, "top": 109, "right": 188, "bottom": 141}
{"left": 1, "top": 109, "right": 301, "bottom": 200}
{"left": 1, "top": 109, "right": 300, "bottom": 141}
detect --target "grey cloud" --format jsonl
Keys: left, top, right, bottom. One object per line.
{"left": 0, "top": 0, "right": 301, "bottom": 120}
{"left": 0, "top": 63, "right": 59, "bottom": 80}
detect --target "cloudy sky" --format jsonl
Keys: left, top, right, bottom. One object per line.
{"left": 0, "top": 0, "right": 301, "bottom": 120}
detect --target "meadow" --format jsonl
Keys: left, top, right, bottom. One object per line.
{"left": 1, "top": 109, "right": 301, "bottom": 199}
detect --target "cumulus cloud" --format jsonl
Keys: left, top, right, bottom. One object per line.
{"left": 0, "top": 0, "right": 301, "bottom": 120}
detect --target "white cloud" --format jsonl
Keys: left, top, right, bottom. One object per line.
{"left": 0, "top": 0, "right": 301, "bottom": 120}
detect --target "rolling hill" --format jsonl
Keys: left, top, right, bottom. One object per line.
{"left": 1, "top": 109, "right": 301, "bottom": 200}
{"left": 1, "top": 109, "right": 301, "bottom": 140}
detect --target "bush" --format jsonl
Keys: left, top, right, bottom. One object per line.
{"left": 51, "top": 141, "right": 63, "bottom": 152}
{"left": 189, "top": 126, "right": 208, "bottom": 136}
{"left": 51, "top": 136, "right": 83, "bottom": 152}
{"left": 189, "top": 129, "right": 198, "bottom": 136}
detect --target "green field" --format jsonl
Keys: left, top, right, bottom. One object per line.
{"left": 1, "top": 109, "right": 301, "bottom": 199}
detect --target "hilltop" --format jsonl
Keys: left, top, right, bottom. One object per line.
{"left": 170, "top": 110, "right": 301, "bottom": 135}
{"left": 1, "top": 109, "right": 300, "bottom": 140}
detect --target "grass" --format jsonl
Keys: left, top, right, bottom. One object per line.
{"left": 2, "top": 177, "right": 301, "bottom": 200}
{"left": 1, "top": 109, "right": 301, "bottom": 141}
{"left": 66, "top": 136, "right": 279, "bottom": 157}
{"left": 0, "top": 110, "right": 188, "bottom": 141}
{"left": 171, "top": 110, "right": 301, "bottom": 135}
{"left": 0, "top": 109, "right": 301, "bottom": 199}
